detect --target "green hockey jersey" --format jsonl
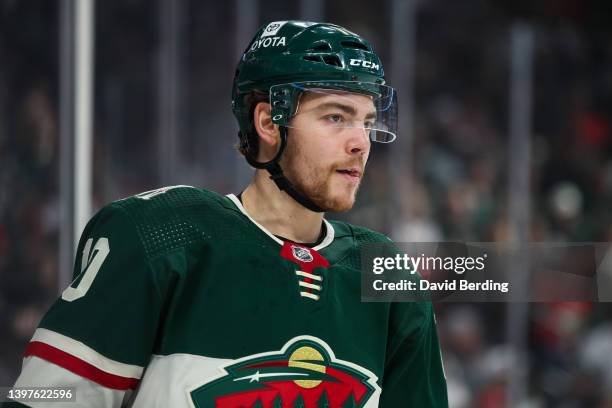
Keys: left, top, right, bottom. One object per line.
{"left": 6, "top": 186, "right": 447, "bottom": 407}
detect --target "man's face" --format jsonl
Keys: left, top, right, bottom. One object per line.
{"left": 279, "top": 90, "right": 375, "bottom": 212}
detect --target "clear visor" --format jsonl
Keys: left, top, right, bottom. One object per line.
{"left": 270, "top": 81, "right": 397, "bottom": 143}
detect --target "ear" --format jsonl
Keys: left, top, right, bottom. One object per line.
{"left": 253, "top": 101, "right": 280, "bottom": 162}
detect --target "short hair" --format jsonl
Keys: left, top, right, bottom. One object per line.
{"left": 237, "top": 91, "right": 268, "bottom": 158}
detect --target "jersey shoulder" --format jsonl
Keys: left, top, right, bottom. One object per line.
{"left": 328, "top": 219, "right": 393, "bottom": 246}
{"left": 106, "top": 185, "right": 228, "bottom": 259}
{"left": 324, "top": 220, "right": 393, "bottom": 269}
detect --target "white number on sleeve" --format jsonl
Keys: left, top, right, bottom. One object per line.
{"left": 62, "top": 237, "right": 110, "bottom": 302}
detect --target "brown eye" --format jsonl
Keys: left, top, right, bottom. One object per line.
{"left": 326, "top": 114, "right": 343, "bottom": 124}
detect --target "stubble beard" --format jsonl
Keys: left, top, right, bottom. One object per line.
{"left": 280, "top": 139, "right": 362, "bottom": 213}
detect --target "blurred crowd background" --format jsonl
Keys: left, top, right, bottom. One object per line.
{"left": 1, "top": 0, "right": 612, "bottom": 406}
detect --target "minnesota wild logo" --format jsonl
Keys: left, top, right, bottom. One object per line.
{"left": 189, "top": 336, "right": 380, "bottom": 408}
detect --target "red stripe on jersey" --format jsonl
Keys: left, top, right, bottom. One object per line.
{"left": 24, "top": 341, "right": 140, "bottom": 390}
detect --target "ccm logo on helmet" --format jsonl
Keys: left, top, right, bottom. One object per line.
{"left": 350, "top": 59, "right": 380, "bottom": 71}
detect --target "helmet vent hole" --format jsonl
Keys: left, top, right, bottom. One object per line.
{"left": 341, "top": 40, "right": 368, "bottom": 51}
{"left": 308, "top": 42, "right": 332, "bottom": 52}
{"left": 323, "top": 55, "right": 342, "bottom": 67}
{"left": 303, "top": 55, "right": 323, "bottom": 63}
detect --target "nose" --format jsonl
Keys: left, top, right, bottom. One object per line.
{"left": 345, "top": 127, "right": 371, "bottom": 156}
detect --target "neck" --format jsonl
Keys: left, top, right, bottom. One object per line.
{"left": 241, "top": 170, "right": 324, "bottom": 243}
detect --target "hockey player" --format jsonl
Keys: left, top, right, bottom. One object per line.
{"left": 4, "top": 21, "right": 448, "bottom": 407}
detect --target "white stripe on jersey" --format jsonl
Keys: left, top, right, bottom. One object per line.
{"left": 31, "top": 328, "right": 144, "bottom": 379}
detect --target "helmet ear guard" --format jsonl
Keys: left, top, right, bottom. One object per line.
{"left": 269, "top": 85, "right": 297, "bottom": 125}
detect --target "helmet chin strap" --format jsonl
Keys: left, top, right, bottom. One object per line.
{"left": 243, "top": 127, "right": 324, "bottom": 213}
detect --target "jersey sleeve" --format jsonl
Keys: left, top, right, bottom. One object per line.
{"left": 7, "top": 204, "right": 166, "bottom": 407}
{"left": 379, "top": 301, "right": 449, "bottom": 407}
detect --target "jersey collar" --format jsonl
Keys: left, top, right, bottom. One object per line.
{"left": 225, "top": 194, "right": 335, "bottom": 251}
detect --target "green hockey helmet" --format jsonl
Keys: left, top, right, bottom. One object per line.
{"left": 232, "top": 20, "right": 397, "bottom": 155}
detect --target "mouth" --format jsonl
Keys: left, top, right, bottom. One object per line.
{"left": 336, "top": 167, "right": 362, "bottom": 182}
